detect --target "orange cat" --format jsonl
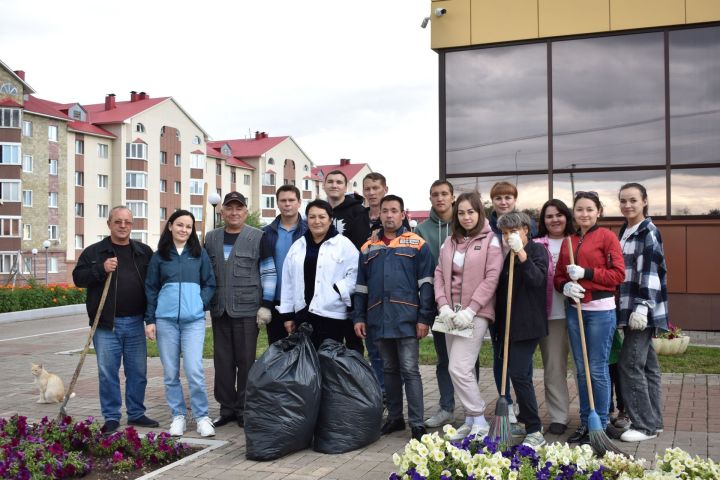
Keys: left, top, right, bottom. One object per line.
{"left": 31, "top": 363, "right": 75, "bottom": 403}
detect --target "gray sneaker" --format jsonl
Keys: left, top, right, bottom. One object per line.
{"left": 424, "top": 408, "right": 454, "bottom": 428}
{"left": 511, "top": 423, "right": 527, "bottom": 437}
{"left": 522, "top": 431, "right": 546, "bottom": 449}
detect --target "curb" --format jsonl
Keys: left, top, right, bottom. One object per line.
{"left": 137, "top": 437, "right": 228, "bottom": 480}
{"left": 0, "top": 304, "right": 85, "bottom": 325}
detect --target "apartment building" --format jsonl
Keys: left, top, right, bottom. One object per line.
{"left": 313, "top": 158, "right": 373, "bottom": 196}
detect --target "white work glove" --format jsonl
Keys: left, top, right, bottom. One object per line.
{"left": 256, "top": 307, "right": 272, "bottom": 327}
{"left": 567, "top": 264, "right": 586, "bottom": 281}
{"left": 453, "top": 308, "right": 476, "bottom": 330}
{"left": 507, "top": 232, "right": 523, "bottom": 253}
{"left": 438, "top": 305, "right": 456, "bottom": 330}
{"left": 563, "top": 282, "right": 586, "bottom": 302}
{"left": 628, "top": 304, "right": 648, "bottom": 330}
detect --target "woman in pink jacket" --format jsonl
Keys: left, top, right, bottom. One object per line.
{"left": 434, "top": 191, "right": 504, "bottom": 440}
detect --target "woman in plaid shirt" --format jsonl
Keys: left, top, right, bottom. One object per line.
{"left": 616, "top": 182, "right": 669, "bottom": 443}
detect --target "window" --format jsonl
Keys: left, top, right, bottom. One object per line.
{"left": 48, "top": 159, "right": 58, "bottom": 175}
{"left": 268, "top": 157, "right": 275, "bottom": 165}
{"left": 160, "top": 151, "right": 167, "bottom": 164}
{"left": 97, "top": 174, "right": 108, "bottom": 188}
{"left": 130, "top": 231, "right": 147, "bottom": 243}
{"left": 48, "top": 192, "right": 58, "bottom": 208}
{"left": 174, "top": 181, "right": 181, "bottom": 194}
{"left": 74, "top": 235, "right": 84, "bottom": 249}
{"left": 216, "top": 188, "right": 222, "bottom": 197}
{"left": 192, "top": 135, "right": 201, "bottom": 145}
{"left": 304, "top": 179, "right": 310, "bottom": 191}
{"left": 22, "top": 257, "right": 32, "bottom": 274}
{"left": 174, "top": 154, "right": 181, "bottom": 166}
{"left": 126, "top": 143, "right": 147, "bottom": 159}
{"left": 160, "top": 126, "right": 165, "bottom": 137}
{"left": 262, "top": 172, "right": 275, "bottom": 186}
{"left": 22, "top": 154, "right": 32, "bottom": 172}
{"left": 215, "top": 162, "right": 222, "bottom": 176}
{"left": 0, "top": 217, "right": 20, "bottom": 237}
{"left": 125, "top": 171, "right": 147, "bottom": 189}
{"left": 263, "top": 196, "right": 276, "bottom": 209}
{"left": 48, "top": 225, "right": 59, "bottom": 240}
{"left": 136, "top": 123, "right": 145, "bottom": 133}
{"left": 22, "top": 223, "right": 31, "bottom": 240}
{"left": 97, "top": 234, "right": 108, "bottom": 241}
{"left": 0, "top": 108, "right": 20, "bottom": 128}
{"left": 97, "top": 204, "right": 109, "bottom": 218}
{"left": 0, "top": 181, "right": 20, "bottom": 202}
{"left": 0, "top": 253, "right": 19, "bottom": 274}
{"left": 22, "top": 190, "right": 32, "bottom": 206}
{"left": 160, "top": 179, "right": 167, "bottom": 192}
{"left": 0, "top": 144, "right": 20, "bottom": 164}
{"left": 189, "top": 180, "right": 204, "bottom": 195}
{"left": 231, "top": 169, "right": 236, "bottom": 183}
{"left": 48, "top": 257, "right": 58, "bottom": 273}
{"left": 244, "top": 174, "right": 251, "bottom": 185}
{"left": 22, "top": 120, "right": 32, "bottom": 137}
{"left": 97, "top": 144, "right": 109, "bottom": 158}
{"left": 304, "top": 164, "right": 309, "bottom": 172}
{"left": 190, "top": 206, "right": 203, "bottom": 222}
{"left": 75, "top": 202, "right": 84, "bottom": 217}
{"left": 0, "top": 83, "right": 18, "bottom": 96}
{"left": 221, "top": 144, "right": 231, "bottom": 156}
{"left": 190, "top": 153, "right": 205, "bottom": 169}
{"left": 175, "top": 129, "right": 180, "bottom": 139}
{"left": 160, "top": 207, "right": 167, "bottom": 220}
{"left": 74, "top": 171, "right": 84, "bottom": 186}
{"left": 127, "top": 201, "right": 147, "bottom": 218}
{"left": 75, "top": 140, "right": 84, "bottom": 155}
{"left": 48, "top": 125, "right": 58, "bottom": 142}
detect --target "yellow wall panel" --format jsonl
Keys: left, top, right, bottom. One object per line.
{"left": 471, "top": 0, "right": 538, "bottom": 44}
{"left": 610, "top": 0, "right": 685, "bottom": 30}
{"left": 539, "top": 0, "right": 610, "bottom": 37}
{"left": 431, "top": 0, "right": 472, "bottom": 49}
{"left": 686, "top": 0, "right": 720, "bottom": 23}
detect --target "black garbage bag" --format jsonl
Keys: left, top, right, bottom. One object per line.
{"left": 313, "top": 339, "right": 383, "bottom": 454}
{"left": 245, "top": 323, "right": 321, "bottom": 460}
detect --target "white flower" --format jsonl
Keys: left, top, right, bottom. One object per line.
{"left": 416, "top": 444, "right": 429, "bottom": 457}
{"left": 432, "top": 449, "right": 446, "bottom": 462}
{"left": 416, "top": 465, "right": 430, "bottom": 477}
{"left": 392, "top": 453, "right": 402, "bottom": 467}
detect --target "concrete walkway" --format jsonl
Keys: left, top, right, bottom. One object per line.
{"left": 1, "top": 314, "right": 718, "bottom": 479}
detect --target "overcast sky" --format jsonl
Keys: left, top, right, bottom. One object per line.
{"left": 0, "top": 0, "right": 439, "bottom": 210}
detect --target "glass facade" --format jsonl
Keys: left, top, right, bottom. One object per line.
{"left": 443, "top": 25, "right": 720, "bottom": 218}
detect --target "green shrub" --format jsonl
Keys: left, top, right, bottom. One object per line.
{"left": 0, "top": 280, "right": 86, "bottom": 313}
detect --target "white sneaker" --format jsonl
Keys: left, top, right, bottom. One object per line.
{"left": 196, "top": 416, "right": 215, "bottom": 437}
{"left": 168, "top": 415, "right": 186, "bottom": 437}
{"left": 508, "top": 408, "right": 518, "bottom": 424}
{"left": 448, "top": 423, "right": 472, "bottom": 441}
{"left": 620, "top": 428, "right": 657, "bottom": 442}
{"left": 424, "top": 408, "right": 454, "bottom": 428}
{"left": 469, "top": 419, "right": 490, "bottom": 439}
{"left": 522, "top": 431, "right": 547, "bottom": 449}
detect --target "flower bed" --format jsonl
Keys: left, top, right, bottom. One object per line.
{"left": 0, "top": 282, "right": 85, "bottom": 313}
{"left": 389, "top": 427, "right": 720, "bottom": 479}
{"left": 0, "top": 415, "right": 190, "bottom": 479}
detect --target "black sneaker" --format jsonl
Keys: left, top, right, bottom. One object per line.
{"left": 548, "top": 422, "right": 567, "bottom": 435}
{"left": 381, "top": 417, "right": 406, "bottom": 435}
{"left": 567, "top": 425, "right": 588, "bottom": 443}
{"left": 101, "top": 420, "right": 120, "bottom": 434}
{"left": 411, "top": 426, "right": 427, "bottom": 441}
{"left": 127, "top": 415, "right": 160, "bottom": 428}
{"left": 605, "top": 423, "right": 624, "bottom": 440}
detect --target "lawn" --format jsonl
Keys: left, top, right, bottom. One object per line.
{"left": 145, "top": 328, "right": 720, "bottom": 375}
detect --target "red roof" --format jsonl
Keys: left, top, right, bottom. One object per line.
{"left": 23, "top": 96, "right": 71, "bottom": 120}
{"left": 0, "top": 98, "right": 23, "bottom": 108}
{"left": 407, "top": 210, "right": 430, "bottom": 223}
{"left": 206, "top": 145, "right": 255, "bottom": 170}
{"left": 315, "top": 162, "right": 368, "bottom": 182}
{"left": 68, "top": 121, "right": 115, "bottom": 138}
{"left": 84, "top": 97, "right": 168, "bottom": 124}
{"left": 207, "top": 136, "right": 288, "bottom": 158}
{"left": 191, "top": 149, "right": 204, "bottom": 155}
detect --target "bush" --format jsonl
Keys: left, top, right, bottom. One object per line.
{"left": 0, "top": 280, "right": 86, "bottom": 313}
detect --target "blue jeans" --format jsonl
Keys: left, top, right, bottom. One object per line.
{"left": 156, "top": 318, "right": 209, "bottom": 419}
{"left": 566, "top": 307, "right": 615, "bottom": 427}
{"left": 366, "top": 327, "right": 385, "bottom": 392}
{"left": 378, "top": 337, "right": 424, "bottom": 428}
{"left": 93, "top": 315, "right": 148, "bottom": 422}
{"left": 432, "top": 331, "right": 455, "bottom": 412}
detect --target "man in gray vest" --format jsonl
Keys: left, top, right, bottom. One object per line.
{"left": 204, "top": 192, "right": 264, "bottom": 428}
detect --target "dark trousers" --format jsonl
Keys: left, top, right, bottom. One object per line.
{"left": 489, "top": 323, "right": 513, "bottom": 404}
{"left": 508, "top": 337, "right": 541, "bottom": 434}
{"left": 266, "top": 301, "right": 288, "bottom": 345}
{"left": 298, "top": 311, "right": 362, "bottom": 353}
{"left": 211, "top": 314, "right": 258, "bottom": 418}
{"left": 609, "top": 363, "right": 624, "bottom": 414}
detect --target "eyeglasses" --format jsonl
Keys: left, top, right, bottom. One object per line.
{"left": 574, "top": 191, "right": 599, "bottom": 199}
{"left": 112, "top": 220, "right": 133, "bottom": 226}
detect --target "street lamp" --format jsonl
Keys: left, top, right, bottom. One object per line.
{"left": 409, "top": 219, "right": 418, "bottom": 232}
{"left": 31, "top": 248, "right": 38, "bottom": 279}
{"left": 42, "top": 240, "right": 51, "bottom": 285}
{"left": 208, "top": 192, "right": 222, "bottom": 230}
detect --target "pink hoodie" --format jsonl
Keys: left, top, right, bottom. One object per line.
{"left": 434, "top": 219, "right": 504, "bottom": 322}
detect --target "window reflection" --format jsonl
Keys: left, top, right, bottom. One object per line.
{"left": 670, "top": 168, "right": 720, "bottom": 215}
{"left": 449, "top": 174, "right": 549, "bottom": 213}
{"left": 445, "top": 44, "right": 547, "bottom": 175}
{"left": 553, "top": 170, "right": 667, "bottom": 217}
{"left": 670, "top": 27, "right": 720, "bottom": 165}
{"left": 552, "top": 33, "right": 665, "bottom": 169}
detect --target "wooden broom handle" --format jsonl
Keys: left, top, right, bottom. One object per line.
{"left": 499, "top": 252, "right": 515, "bottom": 395}
{"left": 567, "top": 237, "right": 596, "bottom": 410}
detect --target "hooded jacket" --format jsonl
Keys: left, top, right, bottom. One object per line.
{"left": 415, "top": 208, "right": 453, "bottom": 266}
{"left": 332, "top": 193, "right": 371, "bottom": 250}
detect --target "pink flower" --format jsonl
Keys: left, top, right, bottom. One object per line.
{"left": 112, "top": 450, "right": 124, "bottom": 463}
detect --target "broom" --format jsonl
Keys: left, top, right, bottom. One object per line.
{"left": 566, "top": 237, "right": 626, "bottom": 456}
{"left": 57, "top": 272, "right": 113, "bottom": 422}
{"left": 488, "top": 251, "right": 514, "bottom": 447}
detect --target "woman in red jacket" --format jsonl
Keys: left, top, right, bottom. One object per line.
{"left": 554, "top": 191, "right": 625, "bottom": 445}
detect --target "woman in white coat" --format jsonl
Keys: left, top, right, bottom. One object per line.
{"left": 279, "top": 199, "right": 360, "bottom": 351}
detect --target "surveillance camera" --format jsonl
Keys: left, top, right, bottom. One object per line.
{"left": 421, "top": 17, "right": 430, "bottom": 28}
{"left": 435, "top": 8, "right": 447, "bottom": 17}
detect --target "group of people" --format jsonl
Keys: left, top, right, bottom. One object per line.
{"left": 72, "top": 171, "right": 668, "bottom": 451}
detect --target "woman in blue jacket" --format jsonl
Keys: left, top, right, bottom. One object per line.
{"left": 145, "top": 210, "right": 216, "bottom": 438}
